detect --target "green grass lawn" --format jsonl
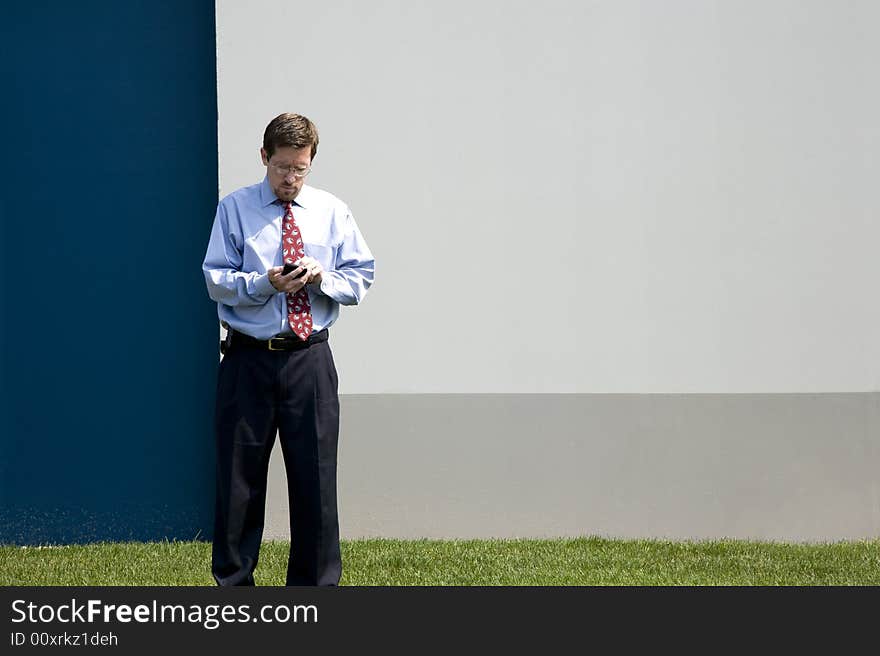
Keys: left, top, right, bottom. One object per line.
{"left": 2, "top": 537, "right": 879, "bottom": 586}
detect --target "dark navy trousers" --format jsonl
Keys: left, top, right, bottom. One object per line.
{"left": 211, "top": 330, "right": 341, "bottom": 586}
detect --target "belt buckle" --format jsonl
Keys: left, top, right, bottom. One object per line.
{"left": 267, "top": 337, "right": 285, "bottom": 351}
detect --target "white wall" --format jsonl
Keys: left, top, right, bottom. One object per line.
{"left": 216, "top": 0, "right": 880, "bottom": 395}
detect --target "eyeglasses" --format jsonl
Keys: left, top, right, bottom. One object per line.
{"left": 270, "top": 163, "right": 312, "bottom": 179}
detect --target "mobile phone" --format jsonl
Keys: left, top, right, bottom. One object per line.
{"left": 282, "top": 262, "right": 307, "bottom": 278}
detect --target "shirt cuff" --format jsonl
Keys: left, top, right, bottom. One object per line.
{"left": 254, "top": 272, "right": 276, "bottom": 297}
{"left": 316, "top": 276, "right": 332, "bottom": 296}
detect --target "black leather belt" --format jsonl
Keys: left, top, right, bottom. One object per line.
{"left": 224, "top": 329, "right": 328, "bottom": 352}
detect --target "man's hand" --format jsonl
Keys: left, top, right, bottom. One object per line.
{"left": 297, "top": 256, "right": 324, "bottom": 286}
{"left": 268, "top": 265, "right": 309, "bottom": 293}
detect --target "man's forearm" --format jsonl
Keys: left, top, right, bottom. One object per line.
{"left": 204, "top": 267, "right": 277, "bottom": 306}
{"left": 317, "top": 266, "right": 374, "bottom": 306}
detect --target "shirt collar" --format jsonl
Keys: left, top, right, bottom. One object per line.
{"left": 259, "top": 176, "right": 309, "bottom": 209}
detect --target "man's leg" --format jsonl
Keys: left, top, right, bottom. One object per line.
{"left": 212, "top": 347, "right": 278, "bottom": 586}
{"left": 277, "top": 339, "right": 342, "bottom": 586}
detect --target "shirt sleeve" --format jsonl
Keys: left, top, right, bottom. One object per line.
{"left": 316, "top": 206, "right": 374, "bottom": 306}
{"left": 202, "top": 201, "right": 276, "bottom": 306}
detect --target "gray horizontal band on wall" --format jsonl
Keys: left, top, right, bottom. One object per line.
{"left": 264, "top": 393, "right": 880, "bottom": 542}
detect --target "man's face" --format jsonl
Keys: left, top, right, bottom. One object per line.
{"left": 261, "top": 145, "right": 312, "bottom": 202}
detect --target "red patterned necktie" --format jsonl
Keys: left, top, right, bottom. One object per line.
{"left": 282, "top": 201, "right": 313, "bottom": 340}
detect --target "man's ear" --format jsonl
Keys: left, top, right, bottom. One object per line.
{"left": 260, "top": 148, "right": 269, "bottom": 166}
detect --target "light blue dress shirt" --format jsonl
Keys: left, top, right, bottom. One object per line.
{"left": 203, "top": 177, "right": 374, "bottom": 339}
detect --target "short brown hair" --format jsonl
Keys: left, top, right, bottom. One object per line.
{"left": 262, "top": 113, "right": 319, "bottom": 160}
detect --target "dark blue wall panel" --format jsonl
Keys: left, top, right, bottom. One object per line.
{"left": 0, "top": 1, "right": 219, "bottom": 543}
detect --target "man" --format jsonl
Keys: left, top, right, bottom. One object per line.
{"left": 202, "top": 113, "right": 374, "bottom": 586}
